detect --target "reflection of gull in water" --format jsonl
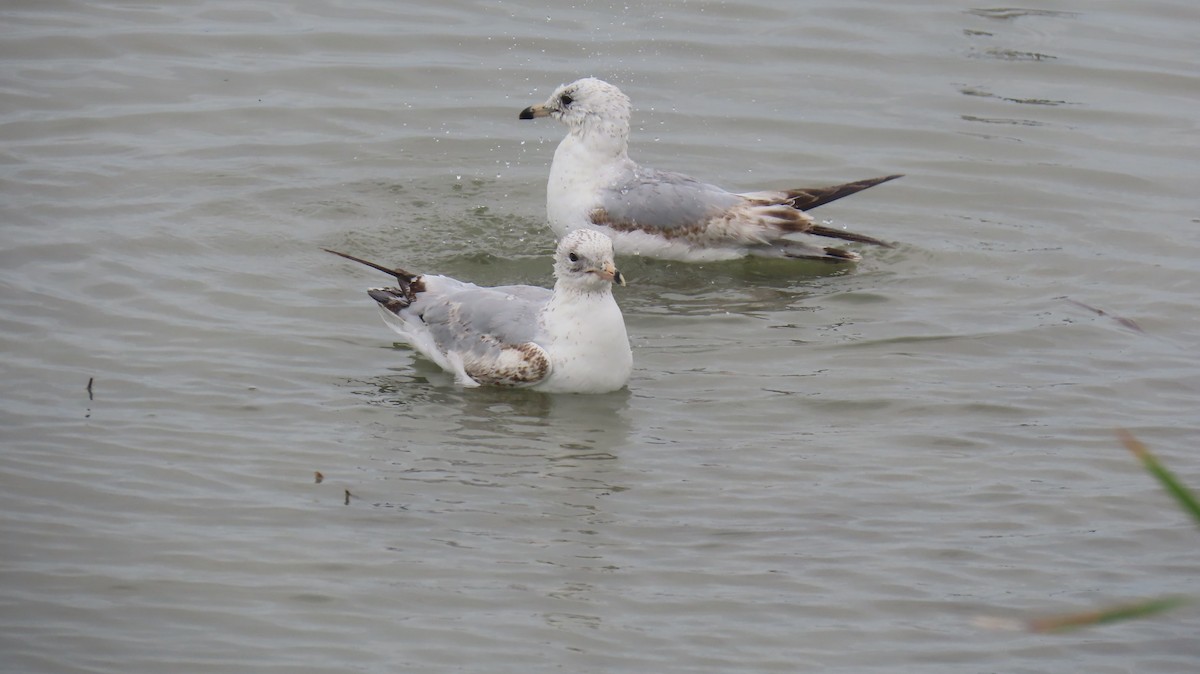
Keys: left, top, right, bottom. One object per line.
{"left": 521, "top": 77, "right": 901, "bottom": 263}
{"left": 327, "top": 229, "right": 632, "bottom": 393}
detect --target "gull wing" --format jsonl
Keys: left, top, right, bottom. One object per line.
{"left": 378, "top": 284, "right": 555, "bottom": 387}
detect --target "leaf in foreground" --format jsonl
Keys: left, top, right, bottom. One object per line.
{"left": 1117, "top": 428, "right": 1200, "bottom": 528}
{"left": 973, "top": 596, "right": 1190, "bottom": 633}
{"left": 1028, "top": 596, "right": 1191, "bottom": 633}
{"left": 975, "top": 432, "right": 1197, "bottom": 633}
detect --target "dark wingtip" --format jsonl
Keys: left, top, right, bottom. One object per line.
{"left": 787, "top": 174, "right": 904, "bottom": 211}
{"left": 822, "top": 247, "right": 862, "bottom": 262}
{"left": 806, "top": 225, "right": 893, "bottom": 248}
{"left": 519, "top": 106, "right": 535, "bottom": 120}
{"left": 781, "top": 246, "right": 861, "bottom": 262}
{"left": 324, "top": 248, "right": 418, "bottom": 284}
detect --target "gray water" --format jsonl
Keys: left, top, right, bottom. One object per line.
{"left": 3, "top": 1, "right": 1199, "bottom": 672}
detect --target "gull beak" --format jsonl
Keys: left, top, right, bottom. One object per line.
{"left": 595, "top": 262, "right": 626, "bottom": 287}
{"left": 519, "top": 103, "right": 551, "bottom": 120}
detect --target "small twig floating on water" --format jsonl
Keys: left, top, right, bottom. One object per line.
{"left": 1060, "top": 297, "right": 1145, "bottom": 333}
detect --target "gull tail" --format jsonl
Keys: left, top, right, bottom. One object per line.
{"left": 325, "top": 249, "right": 426, "bottom": 307}
{"left": 755, "top": 241, "right": 863, "bottom": 262}
{"left": 820, "top": 247, "right": 862, "bottom": 261}
{"left": 805, "top": 224, "right": 894, "bottom": 248}
{"left": 366, "top": 287, "right": 419, "bottom": 314}
{"left": 784, "top": 174, "right": 903, "bottom": 211}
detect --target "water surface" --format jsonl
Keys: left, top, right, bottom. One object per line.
{"left": 3, "top": 1, "right": 1199, "bottom": 672}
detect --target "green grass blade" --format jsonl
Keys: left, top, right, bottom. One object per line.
{"left": 1117, "top": 429, "right": 1200, "bottom": 528}
{"left": 1027, "top": 596, "right": 1190, "bottom": 633}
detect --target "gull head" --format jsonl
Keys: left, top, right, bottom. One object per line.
{"left": 520, "top": 77, "right": 632, "bottom": 139}
{"left": 553, "top": 228, "right": 625, "bottom": 291}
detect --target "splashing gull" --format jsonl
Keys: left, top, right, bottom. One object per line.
{"left": 520, "top": 77, "right": 901, "bottom": 262}
{"left": 327, "top": 229, "right": 632, "bottom": 393}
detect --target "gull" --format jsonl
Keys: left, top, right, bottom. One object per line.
{"left": 520, "top": 77, "right": 901, "bottom": 262}
{"left": 326, "top": 229, "right": 632, "bottom": 393}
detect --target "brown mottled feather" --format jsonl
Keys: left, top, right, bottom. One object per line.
{"left": 591, "top": 186, "right": 895, "bottom": 248}
{"left": 367, "top": 288, "right": 413, "bottom": 314}
{"left": 466, "top": 341, "right": 551, "bottom": 386}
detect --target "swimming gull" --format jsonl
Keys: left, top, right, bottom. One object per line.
{"left": 327, "top": 229, "right": 632, "bottom": 393}
{"left": 520, "top": 77, "right": 901, "bottom": 262}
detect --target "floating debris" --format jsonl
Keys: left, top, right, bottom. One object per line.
{"left": 966, "top": 8, "right": 1080, "bottom": 20}
{"left": 314, "top": 471, "right": 324, "bottom": 484}
{"left": 1062, "top": 297, "right": 1145, "bottom": 333}
{"left": 86, "top": 377, "right": 94, "bottom": 401}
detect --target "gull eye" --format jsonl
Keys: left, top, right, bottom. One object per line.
{"left": 568, "top": 252, "right": 579, "bottom": 262}
{"left": 560, "top": 93, "right": 574, "bottom": 107}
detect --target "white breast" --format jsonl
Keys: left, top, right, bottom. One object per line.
{"left": 534, "top": 290, "right": 632, "bottom": 394}
{"left": 546, "top": 136, "right": 630, "bottom": 238}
